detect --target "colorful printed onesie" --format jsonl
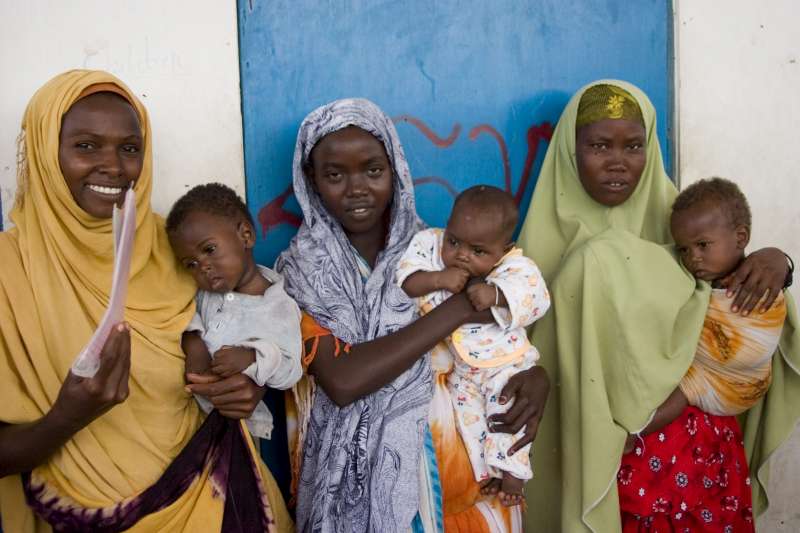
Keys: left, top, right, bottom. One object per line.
{"left": 396, "top": 228, "right": 550, "bottom": 482}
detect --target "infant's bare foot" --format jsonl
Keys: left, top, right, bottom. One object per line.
{"left": 498, "top": 472, "right": 525, "bottom": 507}
{"left": 480, "top": 477, "right": 501, "bottom": 496}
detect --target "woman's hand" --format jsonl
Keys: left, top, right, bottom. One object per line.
{"left": 719, "top": 247, "right": 789, "bottom": 315}
{"left": 185, "top": 373, "right": 266, "bottom": 419}
{"left": 51, "top": 322, "right": 132, "bottom": 431}
{"left": 487, "top": 366, "right": 550, "bottom": 455}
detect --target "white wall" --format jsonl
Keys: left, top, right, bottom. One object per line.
{"left": 676, "top": 1, "right": 800, "bottom": 530}
{"left": 0, "top": 1, "right": 244, "bottom": 229}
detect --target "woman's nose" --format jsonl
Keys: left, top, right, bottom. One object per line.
{"left": 98, "top": 147, "right": 122, "bottom": 177}
{"left": 346, "top": 174, "right": 368, "bottom": 197}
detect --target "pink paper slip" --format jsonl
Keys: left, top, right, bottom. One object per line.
{"left": 71, "top": 188, "right": 136, "bottom": 378}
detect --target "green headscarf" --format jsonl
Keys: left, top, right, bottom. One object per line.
{"left": 517, "top": 79, "right": 800, "bottom": 532}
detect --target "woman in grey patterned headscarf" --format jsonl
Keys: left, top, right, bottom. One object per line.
{"left": 276, "top": 98, "right": 547, "bottom": 532}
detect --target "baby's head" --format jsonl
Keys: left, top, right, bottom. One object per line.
{"left": 575, "top": 84, "right": 647, "bottom": 207}
{"left": 442, "top": 185, "right": 518, "bottom": 277}
{"left": 670, "top": 177, "right": 751, "bottom": 283}
{"left": 167, "top": 183, "right": 258, "bottom": 293}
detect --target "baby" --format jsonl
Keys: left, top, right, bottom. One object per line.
{"left": 167, "top": 183, "right": 302, "bottom": 439}
{"left": 397, "top": 185, "right": 550, "bottom": 506}
{"left": 671, "top": 177, "right": 787, "bottom": 416}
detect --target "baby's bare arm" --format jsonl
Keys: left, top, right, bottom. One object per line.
{"left": 402, "top": 267, "right": 470, "bottom": 296}
{"left": 467, "top": 282, "right": 508, "bottom": 311}
{"left": 624, "top": 387, "right": 688, "bottom": 453}
{"left": 182, "top": 331, "right": 211, "bottom": 377}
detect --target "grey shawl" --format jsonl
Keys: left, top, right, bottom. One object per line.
{"left": 275, "top": 98, "right": 430, "bottom": 533}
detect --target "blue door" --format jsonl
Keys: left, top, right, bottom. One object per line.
{"left": 237, "top": 0, "right": 673, "bottom": 495}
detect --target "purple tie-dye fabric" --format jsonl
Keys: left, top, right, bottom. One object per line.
{"left": 22, "top": 412, "right": 272, "bottom": 532}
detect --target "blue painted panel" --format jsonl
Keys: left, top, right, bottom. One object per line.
{"left": 238, "top": 0, "right": 673, "bottom": 498}
{"left": 238, "top": 0, "right": 673, "bottom": 267}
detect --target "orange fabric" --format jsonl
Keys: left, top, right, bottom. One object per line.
{"left": 291, "top": 312, "right": 516, "bottom": 531}
{"left": 299, "top": 313, "right": 350, "bottom": 368}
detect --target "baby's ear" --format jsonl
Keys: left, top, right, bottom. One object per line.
{"left": 735, "top": 225, "right": 750, "bottom": 249}
{"left": 238, "top": 221, "right": 256, "bottom": 249}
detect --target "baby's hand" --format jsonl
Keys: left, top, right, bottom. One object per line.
{"left": 212, "top": 346, "right": 256, "bottom": 378}
{"left": 436, "top": 267, "right": 470, "bottom": 293}
{"left": 467, "top": 283, "right": 498, "bottom": 311}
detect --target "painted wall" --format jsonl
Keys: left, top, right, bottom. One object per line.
{"left": 0, "top": 1, "right": 245, "bottom": 230}
{"left": 675, "top": 1, "right": 800, "bottom": 530}
{"left": 238, "top": 0, "right": 674, "bottom": 266}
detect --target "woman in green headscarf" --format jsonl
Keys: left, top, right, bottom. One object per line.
{"left": 517, "top": 80, "right": 799, "bottom": 532}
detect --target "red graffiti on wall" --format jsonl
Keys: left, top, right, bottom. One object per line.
{"left": 255, "top": 116, "right": 552, "bottom": 238}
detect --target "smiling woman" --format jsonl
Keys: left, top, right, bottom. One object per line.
{"left": 0, "top": 70, "right": 292, "bottom": 532}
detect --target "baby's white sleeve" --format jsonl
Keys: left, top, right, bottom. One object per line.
{"left": 488, "top": 254, "right": 550, "bottom": 330}
{"left": 240, "top": 290, "right": 303, "bottom": 389}
{"left": 395, "top": 228, "right": 441, "bottom": 288}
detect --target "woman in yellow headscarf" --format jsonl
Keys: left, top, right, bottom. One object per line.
{"left": 0, "top": 70, "right": 291, "bottom": 532}
{"left": 517, "top": 80, "right": 799, "bottom": 532}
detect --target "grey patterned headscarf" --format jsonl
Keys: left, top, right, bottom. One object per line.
{"left": 276, "top": 98, "right": 430, "bottom": 532}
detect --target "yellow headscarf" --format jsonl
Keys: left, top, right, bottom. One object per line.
{"left": 0, "top": 70, "right": 199, "bottom": 529}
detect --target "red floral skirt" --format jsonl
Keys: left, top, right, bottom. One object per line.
{"left": 617, "top": 406, "right": 754, "bottom": 532}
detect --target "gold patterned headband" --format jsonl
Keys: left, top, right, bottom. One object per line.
{"left": 576, "top": 84, "right": 644, "bottom": 129}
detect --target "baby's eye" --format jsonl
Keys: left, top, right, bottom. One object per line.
{"left": 447, "top": 237, "right": 458, "bottom": 246}
{"left": 203, "top": 244, "right": 216, "bottom": 255}
{"left": 184, "top": 260, "right": 198, "bottom": 270}
{"left": 676, "top": 246, "right": 687, "bottom": 254}
{"left": 698, "top": 241, "right": 709, "bottom": 248}
{"left": 473, "top": 248, "right": 485, "bottom": 256}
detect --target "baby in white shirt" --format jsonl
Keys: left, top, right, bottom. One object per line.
{"left": 167, "top": 183, "right": 302, "bottom": 439}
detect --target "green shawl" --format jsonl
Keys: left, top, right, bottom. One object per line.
{"left": 517, "top": 79, "right": 800, "bottom": 532}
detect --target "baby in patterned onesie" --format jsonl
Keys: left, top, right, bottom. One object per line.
{"left": 397, "top": 185, "right": 550, "bottom": 506}
{"left": 167, "top": 183, "right": 302, "bottom": 440}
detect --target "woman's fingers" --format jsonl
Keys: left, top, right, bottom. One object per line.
{"left": 496, "top": 373, "right": 523, "bottom": 405}
{"left": 105, "top": 324, "right": 131, "bottom": 402}
{"left": 728, "top": 248, "right": 788, "bottom": 314}
{"left": 94, "top": 323, "right": 127, "bottom": 382}
{"left": 489, "top": 399, "right": 532, "bottom": 433}
{"left": 507, "top": 424, "right": 536, "bottom": 456}
{"left": 187, "top": 374, "right": 243, "bottom": 396}
{"left": 189, "top": 374, "right": 264, "bottom": 418}
{"left": 760, "top": 287, "right": 778, "bottom": 313}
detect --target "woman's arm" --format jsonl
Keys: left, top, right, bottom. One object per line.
{"left": 0, "top": 324, "right": 131, "bottom": 478}
{"left": 308, "top": 291, "right": 490, "bottom": 407}
{"left": 720, "top": 247, "right": 792, "bottom": 315}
